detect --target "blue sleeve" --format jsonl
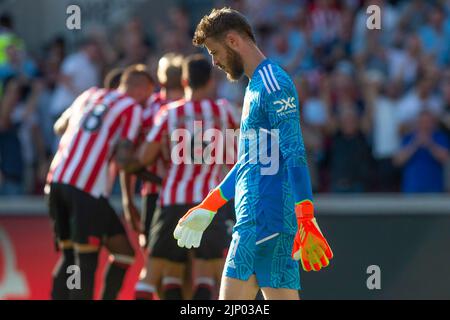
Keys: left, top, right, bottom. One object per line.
{"left": 435, "top": 132, "right": 450, "bottom": 150}
{"left": 401, "top": 134, "right": 412, "bottom": 147}
{"left": 217, "top": 163, "right": 239, "bottom": 201}
{"left": 263, "top": 75, "right": 313, "bottom": 204}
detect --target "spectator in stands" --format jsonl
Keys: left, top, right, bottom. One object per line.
{"left": 327, "top": 107, "right": 373, "bottom": 193}
{"left": 439, "top": 69, "right": 450, "bottom": 136}
{"left": 0, "top": 76, "right": 47, "bottom": 195}
{"left": 0, "top": 13, "right": 18, "bottom": 65}
{"left": 308, "top": 0, "right": 343, "bottom": 49}
{"left": 115, "top": 17, "right": 149, "bottom": 67}
{"left": 397, "top": 0, "right": 431, "bottom": 34}
{"left": 268, "top": 10, "right": 314, "bottom": 75}
{"left": 397, "top": 76, "right": 443, "bottom": 133}
{"left": 418, "top": 3, "right": 450, "bottom": 67}
{"left": 0, "top": 77, "right": 24, "bottom": 195}
{"left": 394, "top": 109, "right": 450, "bottom": 193}
{"left": 386, "top": 33, "right": 421, "bottom": 89}
{"left": 0, "top": 37, "right": 37, "bottom": 84}
{"left": 49, "top": 37, "right": 102, "bottom": 136}
{"left": 157, "top": 6, "right": 195, "bottom": 56}
{"left": 326, "top": 61, "right": 361, "bottom": 132}
{"left": 298, "top": 75, "right": 329, "bottom": 192}
{"left": 362, "top": 70, "right": 402, "bottom": 192}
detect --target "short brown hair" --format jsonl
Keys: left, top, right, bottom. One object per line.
{"left": 193, "top": 7, "right": 255, "bottom": 47}
{"left": 104, "top": 67, "right": 124, "bottom": 89}
{"left": 182, "top": 54, "right": 212, "bottom": 90}
{"left": 157, "top": 53, "right": 184, "bottom": 90}
{"left": 120, "top": 64, "right": 154, "bottom": 88}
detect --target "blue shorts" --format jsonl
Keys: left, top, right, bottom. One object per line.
{"left": 224, "top": 229, "right": 301, "bottom": 290}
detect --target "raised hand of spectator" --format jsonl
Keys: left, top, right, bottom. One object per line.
{"left": 415, "top": 131, "right": 432, "bottom": 147}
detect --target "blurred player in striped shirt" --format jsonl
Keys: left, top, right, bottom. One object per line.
{"left": 129, "top": 54, "right": 239, "bottom": 299}
{"left": 46, "top": 64, "right": 154, "bottom": 300}
{"left": 121, "top": 54, "right": 185, "bottom": 299}
{"left": 122, "top": 53, "right": 185, "bottom": 249}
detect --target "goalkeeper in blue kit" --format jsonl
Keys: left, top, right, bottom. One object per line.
{"left": 174, "top": 7, "right": 333, "bottom": 300}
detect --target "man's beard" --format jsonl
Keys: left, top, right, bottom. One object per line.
{"left": 223, "top": 45, "right": 244, "bottom": 82}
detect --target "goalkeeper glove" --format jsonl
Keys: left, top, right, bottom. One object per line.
{"left": 173, "top": 188, "right": 227, "bottom": 249}
{"left": 292, "top": 200, "right": 333, "bottom": 272}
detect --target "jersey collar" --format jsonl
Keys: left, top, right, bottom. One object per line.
{"left": 249, "top": 58, "right": 272, "bottom": 83}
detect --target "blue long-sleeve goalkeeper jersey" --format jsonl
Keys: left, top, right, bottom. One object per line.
{"left": 224, "top": 59, "right": 313, "bottom": 243}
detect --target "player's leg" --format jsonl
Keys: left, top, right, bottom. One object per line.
{"left": 140, "top": 193, "right": 159, "bottom": 248}
{"left": 134, "top": 193, "right": 162, "bottom": 300}
{"left": 260, "top": 287, "right": 299, "bottom": 300}
{"left": 102, "top": 234, "right": 135, "bottom": 300}
{"left": 51, "top": 240, "right": 75, "bottom": 300}
{"left": 161, "top": 261, "right": 186, "bottom": 299}
{"left": 135, "top": 205, "right": 187, "bottom": 300}
{"left": 193, "top": 205, "right": 231, "bottom": 300}
{"left": 135, "top": 257, "right": 165, "bottom": 300}
{"left": 72, "top": 244, "right": 100, "bottom": 300}
{"left": 68, "top": 186, "right": 104, "bottom": 300}
{"left": 255, "top": 233, "right": 301, "bottom": 300}
{"left": 182, "top": 251, "right": 194, "bottom": 299}
{"left": 48, "top": 183, "right": 75, "bottom": 300}
{"left": 100, "top": 198, "right": 135, "bottom": 300}
{"left": 134, "top": 200, "right": 165, "bottom": 300}
{"left": 219, "top": 229, "right": 260, "bottom": 300}
{"left": 192, "top": 258, "right": 216, "bottom": 299}
{"left": 219, "top": 275, "right": 259, "bottom": 300}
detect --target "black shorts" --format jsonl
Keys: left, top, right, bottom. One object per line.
{"left": 149, "top": 201, "right": 235, "bottom": 263}
{"left": 48, "top": 183, "right": 126, "bottom": 247}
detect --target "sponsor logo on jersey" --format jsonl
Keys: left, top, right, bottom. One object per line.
{"left": 274, "top": 97, "right": 296, "bottom": 114}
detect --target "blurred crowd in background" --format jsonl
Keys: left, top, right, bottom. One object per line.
{"left": 1, "top": 0, "right": 450, "bottom": 195}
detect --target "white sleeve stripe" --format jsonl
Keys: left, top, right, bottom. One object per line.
{"left": 128, "top": 107, "right": 141, "bottom": 140}
{"left": 263, "top": 66, "right": 276, "bottom": 92}
{"left": 146, "top": 125, "right": 159, "bottom": 142}
{"left": 268, "top": 65, "right": 281, "bottom": 91}
{"left": 142, "top": 107, "right": 153, "bottom": 120}
{"left": 258, "top": 69, "right": 272, "bottom": 94}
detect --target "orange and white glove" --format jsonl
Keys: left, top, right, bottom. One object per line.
{"left": 173, "top": 188, "right": 227, "bottom": 249}
{"left": 292, "top": 200, "right": 333, "bottom": 271}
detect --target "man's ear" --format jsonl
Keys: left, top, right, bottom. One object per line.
{"left": 205, "top": 77, "right": 215, "bottom": 93}
{"left": 181, "top": 77, "right": 189, "bottom": 88}
{"left": 225, "top": 31, "right": 240, "bottom": 50}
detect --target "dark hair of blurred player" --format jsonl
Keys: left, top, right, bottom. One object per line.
{"left": 127, "top": 54, "right": 238, "bottom": 300}
{"left": 47, "top": 64, "right": 154, "bottom": 300}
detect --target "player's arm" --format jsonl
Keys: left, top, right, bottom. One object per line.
{"left": 115, "top": 139, "right": 138, "bottom": 169}
{"left": 265, "top": 78, "right": 333, "bottom": 272}
{"left": 173, "top": 162, "right": 238, "bottom": 249}
{"left": 119, "top": 171, "right": 142, "bottom": 233}
{"left": 120, "top": 108, "right": 166, "bottom": 175}
{"left": 113, "top": 105, "right": 152, "bottom": 233}
{"left": 115, "top": 140, "right": 157, "bottom": 233}
{"left": 54, "top": 88, "right": 95, "bottom": 135}
{"left": 113, "top": 105, "right": 162, "bottom": 184}
{"left": 54, "top": 106, "right": 72, "bottom": 135}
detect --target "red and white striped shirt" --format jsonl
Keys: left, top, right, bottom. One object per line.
{"left": 146, "top": 98, "right": 238, "bottom": 207}
{"left": 140, "top": 92, "right": 169, "bottom": 196}
{"left": 47, "top": 87, "right": 142, "bottom": 198}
